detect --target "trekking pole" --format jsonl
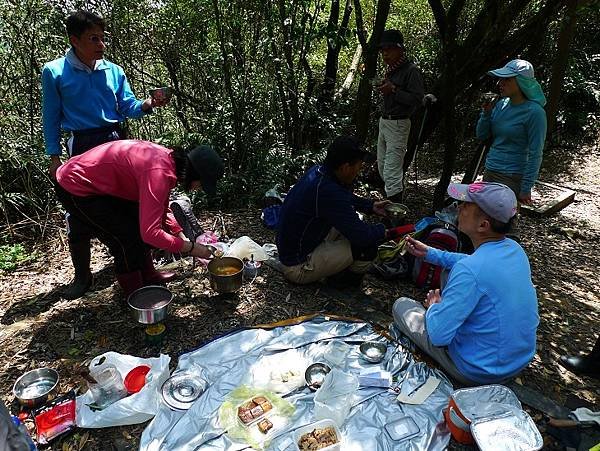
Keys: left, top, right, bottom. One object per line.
{"left": 406, "top": 94, "right": 437, "bottom": 191}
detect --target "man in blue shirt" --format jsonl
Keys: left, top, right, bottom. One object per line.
{"left": 276, "top": 136, "right": 391, "bottom": 286}
{"left": 42, "top": 10, "right": 170, "bottom": 299}
{"left": 393, "top": 182, "right": 539, "bottom": 385}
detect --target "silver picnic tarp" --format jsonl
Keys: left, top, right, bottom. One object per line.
{"left": 140, "top": 316, "right": 453, "bottom": 450}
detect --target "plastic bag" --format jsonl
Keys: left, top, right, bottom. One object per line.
{"left": 76, "top": 352, "right": 170, "bottom": 428}
{"left": 313, "top": 369, "right": 359, "bottom": 428}
{"left": 218, "top": 385, "right": 295, "bottom": 449}
{"left": 226, "top": 236, "right": 268, "bottom": 262}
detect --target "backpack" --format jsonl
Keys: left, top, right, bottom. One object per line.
{"left": 411, "top": 221, "right": 459, "bottom": 289}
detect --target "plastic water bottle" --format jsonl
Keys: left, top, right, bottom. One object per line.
{"left": 10, "top": 415, "right": 37, "bottom": 450}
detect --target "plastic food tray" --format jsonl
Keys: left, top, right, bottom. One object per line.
{"left": 236, "top": 395, "right": 276, "bottom": 429}
{"left": 294, "top": 419, "right": 342, "bottom": 451}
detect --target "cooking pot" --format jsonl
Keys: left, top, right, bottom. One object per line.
{"left": 207, "top": 256, "right": 243, "bottom": 293}
{"left": 127, "top": 285, "right": 173, "bottom": 324}
{"left": 13, "top": 368, "right": 59, "bottom": 407}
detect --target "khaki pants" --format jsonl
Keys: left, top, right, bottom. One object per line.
{"left": 392, "top": 297, "right": 477, "bottom": 386}
{"left": 282, "top": 229, "right": 372, "bottom": 285}
{"left": 377, "top": 118, "right": 411, "bottom": 197}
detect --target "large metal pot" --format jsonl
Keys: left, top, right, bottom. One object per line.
{"left": 127, "top": 285, "right": 173, "bottom": 324}
{"left": 13, "top": 367, "right": 59, "bottom": 407}
{"left": 207, "top": 256, "right": 243, "bottom": 293}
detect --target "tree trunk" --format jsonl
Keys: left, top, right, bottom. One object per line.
{"left": 353, "top": 0, "right": 391, "bottom": 143}
{"left": 335, "top": 44, "right": 362, "bottom": 99}
{"left": 546, "top": 0, "right": 579, "bottom": 135}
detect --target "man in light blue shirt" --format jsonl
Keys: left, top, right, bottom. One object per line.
{"left": 42, "top": 10, "right": 169, "bottom": 299}
{"left": 393, "top": 182, "right": 539, "bottom": 386}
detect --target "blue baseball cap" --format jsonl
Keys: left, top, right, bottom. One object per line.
{"left": 488, "top": 59, "right": 534, "bottom": 79}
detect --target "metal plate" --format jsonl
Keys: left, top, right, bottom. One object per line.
{"left": 161, "top": 373, "right": 207, "bottom": 411}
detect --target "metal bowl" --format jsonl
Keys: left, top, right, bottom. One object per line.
{"left": 305, "top": 363, "right": 331, "bottom": 391}
{"left": 359, "top": 341, "right": 388, "bottom": 363}
{"left": 13, "top": 368, "right": 59, "bottom": 407}
{"left": 207, "top": 256, "right": 243, "bottom": 293}
{"left": 127, "top": 285, "right": 173, "bottom": 325}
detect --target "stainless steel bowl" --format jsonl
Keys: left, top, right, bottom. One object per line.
{"left": 305, "top": 363, "right": 331, "bottom": 391}
{"left": 207, "top": 256, "right": 243, "bottom": 293}
{"left": 13, "top": 368, "right": 59, "bottom": 407}
{"left": 127, "top": 285, "right": 173, "bottom": 325}
{"left": 359, "top": 341, "right": 387, "bottom": 363}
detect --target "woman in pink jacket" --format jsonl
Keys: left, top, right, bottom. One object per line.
{"left": 55, "top": 140, "right": 224, "bottom": 296}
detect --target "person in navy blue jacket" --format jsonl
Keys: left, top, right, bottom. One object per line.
{"left": 276, "top": 136, "right": 392, "bottom": 285}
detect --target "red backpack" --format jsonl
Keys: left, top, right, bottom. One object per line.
{"left": 411, "top": 222, "right": 459, "bottom": 289}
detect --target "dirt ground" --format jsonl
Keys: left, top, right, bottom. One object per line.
{"left": 1, "top": 139, "right": 599, "bottom": 450}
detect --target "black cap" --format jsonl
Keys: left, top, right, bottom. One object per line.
{"left": 379, "top": 29, "right": 404, "bottom": 48}
{"left": 186, "top": 145, "right": 224, "bottom": 196}
{"left": 324, "top": 135, "right": 369, "bottom": 169}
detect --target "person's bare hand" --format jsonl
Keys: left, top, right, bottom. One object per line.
{"left": 518, "top": 192, "right": 533, "bottom": 205}
{"left": 194, "top": 244, "right": 213, "bottom": 259}
{"left": 405, "top": 236, "right": 429, "bottom": 258}
{"left": 377, "top": 80, "right": 395, "bottom": 96}
{"left": 373, "top": 200, "right": 391, "bottom": 217}
{"left": 424, "top": 289, "right": 441, "bottom": 308}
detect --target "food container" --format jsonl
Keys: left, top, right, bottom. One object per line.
{"left": 359, "top": 341, "right": 387, "bottom": 363}
{"left": 124, "top": 365, "right": 151, "bottom": 394}
{"left": 471, "top": 410, "right": 543, "bottom": 451}
{"left": 305, "top": 363, "right": 331, "bottom": 391}
{"left": 88, "top": 364, "right": 127, "bottom": 410}
{"left": 161, "top": 372, "right": 207, "bottom": 411}
{"left": 207, "top": 256, "right": 243, "bottom": 293}
{"left": 294, "top": 419, "right": 342, "bottom": 451}
{"left": 444, "top": 385, "right": 531, "bottom": 446}
{"left": 385, "top": 203, "right": 409, "bottom": 226}
{"left": 13, "top": 368, "right": 59, "bottom": 407}
{"left": 236, "top": 395, "right": 276, "bottom": 429}
{"left": 384, "top": 416, "right": 420, "bottom": 442}
{"left": 128, "top": 286, "right": 173, "bottom": 325}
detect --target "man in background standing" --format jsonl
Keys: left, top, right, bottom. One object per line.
{"left": 42, "top": 10, "right": 170, "bottom": 299}
{"left": 376, "top": 29, "right": 424, "bottom": 203}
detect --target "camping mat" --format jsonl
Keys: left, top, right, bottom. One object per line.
{"left": 140, "top": 316, "right": 453, "bottom": 450}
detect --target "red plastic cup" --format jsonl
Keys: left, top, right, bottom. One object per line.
{"left": 124, "top": 365, "right": 151, "bottom": 394}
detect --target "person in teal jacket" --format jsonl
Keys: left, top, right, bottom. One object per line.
{"left": 42, "top": 10, "right": 170, "bottom": 299}
{"left": 476, "top": 59, "right": 547, "bottom": 205}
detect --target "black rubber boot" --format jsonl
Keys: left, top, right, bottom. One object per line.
{"left": 559, "top": 335, "right": 600, "bottom": 378}
{"left": 63, "top": 241, "right": 92, "bottom": 300}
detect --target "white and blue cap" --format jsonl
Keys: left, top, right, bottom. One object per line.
{"left": 488, "top": 59, "right": 534, "bottom": 79}
{"left": 447, "top": 182, "right": 518, "bottom": 223}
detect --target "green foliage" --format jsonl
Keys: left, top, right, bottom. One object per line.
{"left": 0, "top": 244, "right": 37, "bottom": 271}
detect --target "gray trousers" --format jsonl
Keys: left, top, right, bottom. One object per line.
{"left": 392, "top": 297, "right": 477, "bottom": 386}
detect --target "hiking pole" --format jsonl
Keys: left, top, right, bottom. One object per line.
{"left": 406, "top": 94, "right": 437, "bottom": 191}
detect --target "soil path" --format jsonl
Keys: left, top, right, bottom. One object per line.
{"left": 1, "top": 141, "right": 598, "bottom": 450}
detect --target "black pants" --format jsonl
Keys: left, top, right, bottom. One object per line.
{"left": 66, "top": 124, "right": 126, "bottom": 245}
{"left": 56, "top": 184, "right": 146, "bottom": 274}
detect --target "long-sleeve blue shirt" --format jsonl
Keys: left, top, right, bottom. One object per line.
{"left": 276, "top": 165, "right": 386, "bottom": 266}
{"left": 42, "top": 49, "right": 147, "bottom": 156}
{"left": 476, "top": 98, "right": 547, "bottom": 194}
{"left": 424, "top": 238, "right": 539, "bottom": 384}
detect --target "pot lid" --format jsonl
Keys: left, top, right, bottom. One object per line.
{"left": 161, "top": 373, "right": 207, "bottom": 411}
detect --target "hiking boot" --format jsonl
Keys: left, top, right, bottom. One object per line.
{"left": 559, "top": 335, "right": 600, "bottom": 378}
{"left": 142, "top": 251, "right": 176, "bottom": 284}
{"left": 63, "top": 241, "right": 92, "bottom": 300}
{"left": 387, "top": 191, "right": 404, "bottom": 203}
{"left": 116, "top": 270, "right": 144, "bottom": 298}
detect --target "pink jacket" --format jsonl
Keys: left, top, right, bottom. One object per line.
{"left": 57, "top": 140, "right": 185, "bottom": 252}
